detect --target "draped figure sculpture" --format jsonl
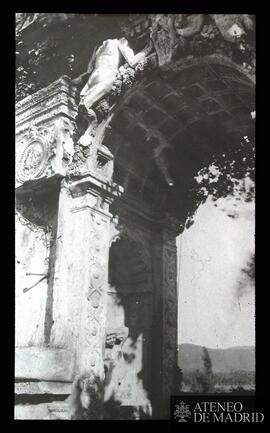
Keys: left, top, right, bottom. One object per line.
{"left": 73, "top": 38, "right": 152, "bottom": 119}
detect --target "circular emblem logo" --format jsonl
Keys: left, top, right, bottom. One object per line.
{"left": 17, "top": 139, "right": 48, "bottom": 182}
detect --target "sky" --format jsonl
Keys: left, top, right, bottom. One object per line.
{"left": 177, "top": 195, "right": 255, "bottom": 349}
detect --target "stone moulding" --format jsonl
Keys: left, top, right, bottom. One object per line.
{"left": 15, "top": 76, "right": 78, "bottom": 136}
{"left": 15, "top": 75, "right": 77, "bottom": 114}
{"left": 68, "top": 175, "right": 123, "bottom": 202}
{"left": 15, "top": 381, "right": 72, "bottom": 395}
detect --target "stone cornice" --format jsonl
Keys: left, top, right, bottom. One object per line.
{"left": 67, "top": 174, "right": 123, "bottom": 201}
{"left": 16, "top": 75, "right": 76, "bottom": 112}
{"left": 16, "top": 76, "right": 78, "bottom": 135}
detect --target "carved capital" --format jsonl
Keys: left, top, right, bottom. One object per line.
{"left": 68, "top": 176, "right": 123, "bottom": 213}
{"left": 153, "top": 213, "right": 183, "bottom": 243}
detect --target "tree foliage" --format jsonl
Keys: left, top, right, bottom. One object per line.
{"left": 181, "top": 370, "right": 255, "bottom": 393}
{"left": 15, "top": 13, "right": 123, "bottom": 103}
{"left": 184, "top": 131, "right": 255, "bottom": 228}
{"left": 15, "top": 13, "right": 76, "bottom": 102}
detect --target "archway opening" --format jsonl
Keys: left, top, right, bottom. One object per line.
{"left": 104, "top": 57, "right": 255, "bottom": 396}
{"left": 105, "top": 236, "right": 153, "bottom": 419}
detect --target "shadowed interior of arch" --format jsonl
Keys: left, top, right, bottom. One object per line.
{"left": 104, "top": 59, "right": 254, "bottom": 225}
{"left": 104, "top": 236, "right": 153, "bottom": 419}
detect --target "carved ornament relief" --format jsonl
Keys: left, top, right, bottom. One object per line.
{"left": 16, "top": 118, "right": 76, "bottom": 185}
{"left": 17, "top": 136, "right": 49, "bottom": 183}
{"left": 80, "top": 211, "right": 110, "bottom": 377}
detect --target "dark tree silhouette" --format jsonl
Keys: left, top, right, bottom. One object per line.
{"left": 202, "top": 347, "right": 214, "bottom": 391}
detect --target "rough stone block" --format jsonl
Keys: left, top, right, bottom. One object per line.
{"left": 15, "top": 347, "right": 75, "bottom": 381}
{"left": 15, "top": 403, "right": 50, "bottom": 420}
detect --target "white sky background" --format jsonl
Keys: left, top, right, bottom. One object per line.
{"left": 177, "top": 195, "right": 255, "bottom": 349}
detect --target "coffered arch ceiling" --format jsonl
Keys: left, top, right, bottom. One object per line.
{"left": 104, "top": 56, "right": 255, "bottom": 222}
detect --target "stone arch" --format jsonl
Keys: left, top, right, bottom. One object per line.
{"left": 101, "top": 54, "right": 254, "bottom": 226}
{"left": 100, "top": 53, "right": 254, "bottom": 416}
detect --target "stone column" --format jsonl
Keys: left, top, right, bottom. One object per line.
{"left": 162, "top": 218, "right": 179, "bottom": 400}
{"left": 152, "top": 215, "right": 179, "bottom": 418}
{"left": 52, "top": 175, "right": 119, "bottom": 380}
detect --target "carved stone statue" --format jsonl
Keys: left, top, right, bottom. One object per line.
{"left": 174, "top": 14, "right": 254, "bottom": 45}
{"left": 73, "top": 38, "right": 152, "bottom": 118}
{"left": 210, "top": 14, "right": 254, "bottom": 43}
{"left": 149, "top": 14, "right": 176, "bottom": 67}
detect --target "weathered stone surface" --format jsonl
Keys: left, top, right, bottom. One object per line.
{"left": 15, "top": 401, "right": 70, "bottom": 420}
{"left": 47, "top": 174, "right": 120, "bottom": 380}
{"left": 15, "top": 347, "right": 75, "bottom": 381}
{"left": 15, "top": 403, "right": 51, "bottom": 420}
{"left": 15, "top": 217, "right": 50, "bottom": 347}
{"left": 16, "top": 76, "right": 78, "bottom": 189}
{"left": 16, "top": 76, "right": 77, "bottom": 134}
{"left": 47, "top": 402, "right": 70, "bottom": 420}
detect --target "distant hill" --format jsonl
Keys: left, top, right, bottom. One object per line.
{"left": 178, "top": 344, "right": 255, "bottom": 374}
